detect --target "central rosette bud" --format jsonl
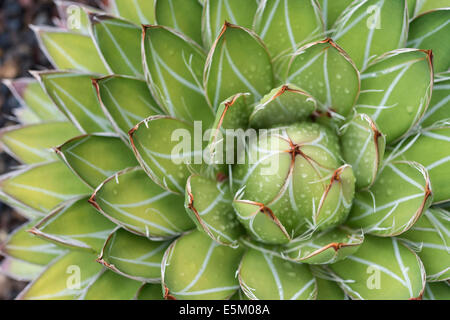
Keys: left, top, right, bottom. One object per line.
{"left": 233, "top": 122, "right": 355, "bottom": 244}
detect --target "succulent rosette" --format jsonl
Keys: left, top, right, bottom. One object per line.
{"left": 0, "top": 0, "right": 449, "bottom": 300}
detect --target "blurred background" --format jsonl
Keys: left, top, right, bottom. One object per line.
{"left": 0, "top": 0, "right": 99, "bottom": 300}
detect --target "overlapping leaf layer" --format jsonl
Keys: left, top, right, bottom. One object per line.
{"left": 0, "top": 0, "right": 449, "bottom": 300}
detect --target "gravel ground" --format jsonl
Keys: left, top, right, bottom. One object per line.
{"left": 0, "top": 0, "right": 101, "bottom": 300}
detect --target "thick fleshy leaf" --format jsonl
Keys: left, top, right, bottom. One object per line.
{"left": 329, "top": 236, "right": 426, "bottom": 300}
{"left": 408, "top": 9, "right": 450, "bottom": 74}
{"left": 414, "top": 0, "right": 450, "bottom": 16}
{"left": 317, "top": 0, "right": 354, "bottom": 31}
{"left": 207, "top": 93, "right": 251, "bottom": 166}
{"left": 90, "top": 14, "right": 144, "bottom": 78}
{"left": 0, "top": 257, "right": 44, "bottom": 282}
{"left": 421, "top": 73, "right": 450, "bottom": 127}
{"left": 204, "top": 22, "right": 274, "bottom": 110}
{"left": 162, "top": 230, "right": 243, "bottom": 300}
{"left": 407, "top": 0, "right": 417, "bottom": 18}
{"left": 31, "top": 26, "right": 109, "bottom": 74}
{"left": 314, "top": 276, "right": 347, "bottom": 300}
{"left": 233, "top": 123, "right": 348, "bottom": 243}
{"left": 202, "top": 0, "right": 258, "bottom": 48}
{"left": 254, "top": 0, "right": 324, "bottom": 58}
{"left": 136, "top": 284, "right": 164, "bottom": 300}
{"left": 348, "top": 161, "right": 432, "bottom": 236}
{"left": 185, "top": 175, "right": 243, "bottom": 246}
{"left": 35, "top": 71, "right": 113, "bottom": 133}
{"left": 249, "top": 84, "right": 317, "bottom": 129}
{"left": 155, "top": 0, "right": 203, "bottom": 45}
{"left": 0, "top": 122, "right": 80, "bottom": 164}
{"left": 17, "top": 251, "right": 103, "bottom": 300}
{"left": 423, "top": 282, "right": 450, "bottom": 300}
{"left": 238, "top": 249, "right": 317, "bottom": 300}
{"left": 332, "top": 0, "right": 408, "bottom": 70}
{"left": 56, "top": 134, "right": 138, "bottom": 188}
{"left": 93, "top": 75, "right": 162, "bottom": 140}
{"left": 29, "top": 197, "right": 116, "bottom": 253}
{"left": 110, "top": 0, "right": 156, "bottom": 24}
{"left": 98, "top": 228, "right": 169, "bottom": 282}
{"left": 0, "top": 161, "right": 90, "bottom": 213}
{"left": 81, "top": 269, "right": 143, "bottom": 300}
{"left": 54, "top": 0, "right": 99, "bottom": 34}
{"left": 282, "top": 227, "right": 364, "bottom": 264}
{"left": 340, "top": 114, "right": 386, "bottom": 189}
{"left": 0, "top": 222, "right": 66, "bottom": 266}
{"left": 399, "top": 208, "right": 450, "bottom": 281}
{"left": 286, "top": 39, "right": 360, "bottom": 119}
{"left": 393, "top": 127, "right": 450, "bottom": 203}
{"left": 142, "top": 26, "right": 214, "bottom": 127}
{"left": 90, "top": 167, "right": 194, "bottom": 239}
{"left": 2, "top": 78, "right": 64, "bottom": 122}
{"left": 356, "top": 49, "right": 433, "bottom": 143}
{"left": 129, "top": 116, "right": 202, "bottom": 194}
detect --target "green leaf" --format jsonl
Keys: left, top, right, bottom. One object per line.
{"left": 233, "top": 199, "right": 292, "bottom": 245}
{"left": 204, "top": 22, "right": 274, "bottom": 110}
{"left": 2, "top": 78, "right": 64, "bottom": 122}
{"left": 129, "top": 116, "right": 202, "bottom": 194}
{"left": 348, "top": 161, "right": 432, "bottom": 236}
{"left": 340, "top": 114, "right": 386, "bottom": 189}
{"left": 35, "top": 71, "right": 113, "bottom": 133}
{"left": 54, "top": 0, "right": 100, "bottom": 34}
{"left": 0, "top": 122, "right": 80, "bottom": 164}
{"left": 90, "top": 167, "right": 194, "bottom": 239}
{"left": 136, "top": 284, "right": 164, "bottom": 300}
{"left": 98, "top": 228, "right": 170, "bottom": 282}
{"left": 254, "top": 0, "right": 324, "bottom": 58}
{"left": 207, "top": 93, "right": 251, "bottom": 167}
{"left": 93, "top": 75, "right": 162, "bottom": 140}
{"left": 110, "top": 0, "right": 156, "bottom": 24}
{"left": 249, "top": 84, "right": 317, "bottom": 129}
{"left": 0, "top": 161, "right": 90, "bottom": 213}
{"left": 282, "top": 227, "right": 364, "bottom": 264}
{"left": 56, "top": 134, "right": 138, "bottom": 188}
{"left": 0, "top": 221, "right": 66, "bottom": 266}
{"left": 414, "top": 0, "right": 450, "bottom": 16}
{"left": 329, "top": 236, "right": 426, "bottom": 300}
{"left": 332, "top": 0, "right": 408, "bottom": 70}
{"left": 408, "top": 9, "right": 450, "bottom": 73}
{"left": 238, "top": 249, "right": 317, "bottom": 300}
{"left": 423, "top": 281, "right": 450, "bottom": 300}
{"left": 162, "top": 230, "right": 244, "bottom": 300}
{"left": 399, "top": 208, "right": 450, "bottom": 281}
{"left": 314, "top": 275, "right": 347, "bottom": 300}
{"left": 90, "top": 13, "right": 144, "bottom": 78}
{"left": 155, "top": 0, "right": 203, "bottom": 45}
{"left": 202, "top": 0, "right": 258, "bottom": 48}
{"left": 29, "top": 197, "right": 116, "bottom": 253}
{"left": 407, "top": 0, "right": 417, "bottom": 18}
{"left": 0, "top": 256, "right": 44, "bottom": 282}
{"left": 233, "top": 123, "right": 347, "bottom": 242}
{"left": 421, "top": 73, "right": 450, "bottom": 127}
{"left": 317, "top": 0, "right": 354, "bottom": 31}
{"left": 392, "top": 127, "right": 450, "bottom": 203}
{"left": 286, "top": 39, "right": 360, "bottom": 119}
{"left": 17, "top": 251, "right": 103, "bottom": 300}
{"left": 81, "top": 269, "right": 143, "bottom": 300}
{"left": 185, "top": 175, "right": 243, "bottom": 246}
{"left": 356, "top": 49, "right": 433, "bottom": 143}
{"left": 142, "top": 25, "right": 214, "bottom": 127}
{"left": 31, "top": 26, "right": 109, "bottom": 74}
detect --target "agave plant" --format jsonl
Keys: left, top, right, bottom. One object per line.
{"left": 0, "top": 0, "right": 449, "bottom": 300}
